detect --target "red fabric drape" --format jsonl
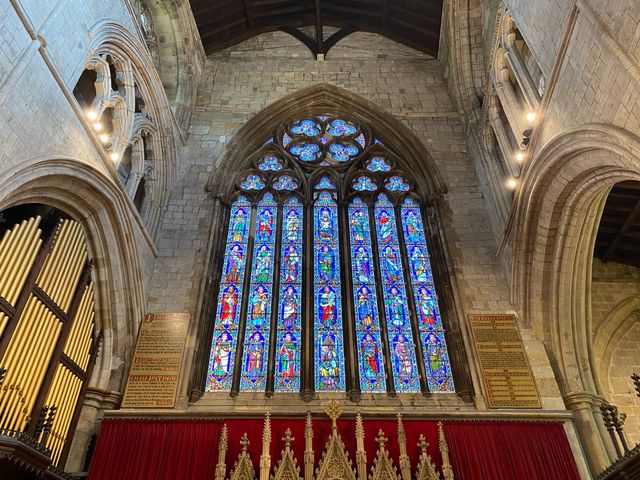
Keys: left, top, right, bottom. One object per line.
{"left": 89, "top": 418, "right": 579, "bottom": 480}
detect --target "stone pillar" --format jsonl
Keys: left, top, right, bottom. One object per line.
{"left": 592, "top": 396, "right": 619, "bottom": 463}
{"left": 487, "top": 94, "right": 520, "bottom": 177}
{"left": 492, "top": 62, "right": 528, "bottom": 144}
{"left": 564, "top": 392, "right": 610, "bottom": 475}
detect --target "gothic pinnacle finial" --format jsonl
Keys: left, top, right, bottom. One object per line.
{"left": 417, "top": 434, "right": 429, "bottom": 454}
{"left": 324, "top": 400, "right": 343, "bottom": 432}
{"left": 282, "top": 428, "right": 294, "bottom": 449}
{"left": 240, "top": 432, "right": 250, "bottom": 452}
{"left": 375, "top": 429, "right": 388, "bottom": 449}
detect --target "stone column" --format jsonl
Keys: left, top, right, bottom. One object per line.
{"left": 504, "top": 33, "right": 541, "bottom": 110}
{"left": 491, "top": 63, "right": 528, "bottom": 144}
{"left": 564, "top": 392, "right": 610, "bottom": 475}
{"left": 592, "top": 396, "right": 619, "bottom": 463}
{"left": 487, "top": 94, "right": 520, "bottom": 177}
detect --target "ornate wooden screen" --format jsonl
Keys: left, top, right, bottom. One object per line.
{"left": 0, "top": 205, "right": 101, "bottom": 467}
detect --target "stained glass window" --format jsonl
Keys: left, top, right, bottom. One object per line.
{"left": 353, "top": 176, "right": 377, "bottom": 192}
{"left": 349, "top": 198, "right": 386, "bottom": 392}
{"left": 375, "top": 194, "right": 420, "bottom": 392}
{"left": 274, "top": 198, "right": 303, "bottom": 391}
{"left": 208, "top": 113, "right": 457, "bottom": 397}
{"left": 240, "top": 174, "right": 265, "bottom": 190}
{"left": 240, "top": 194, "right": 277, "bottom": 391}
{"left": 207, "top": 197, "right": 251, "bottom": 391}
{"left": 258, "top": 156, "right": 283, "bottom": 171}
{"left": 273, "top": 175, "right": 298, "bottom": 191}
{"left": 314, "top": 191, "right": 345, "bottom": 391}
{"left": 401, "top": 198, "right": 455, "bottom": 392}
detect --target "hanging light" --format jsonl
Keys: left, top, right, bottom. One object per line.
{"left": 93, "top": 122, "right": 103, "bottom": 131}
{"left": 526, "top": 111, "right": 536, "bottom": 123}
{"left": 86, "top": 110, "right": 97, "bottom": 120}
{"left": 515, "top": 151, "right": 525, "bottom": 162}
{"left": 110, "top": 151, "right": 120, "bottom": 161}
{"left": 506, "top": 177, "right": 519, "bottom": 190}
{"left": 99, "top": 134, "right": 110, "bottom": 144}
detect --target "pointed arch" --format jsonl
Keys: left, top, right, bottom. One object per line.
{"left": 206, "top": 84, "right": 446, "bottom": 201}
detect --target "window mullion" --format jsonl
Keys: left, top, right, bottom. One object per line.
{"left": 230, "top": 204, "right": 257, "bottom": 396}
{"left": 394, "top": 202, "right": 430, "bottom": 395}
{"left": 301, "top": 199, "right": 313, "bottom": 400}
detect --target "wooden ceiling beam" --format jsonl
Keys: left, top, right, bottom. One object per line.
{"left": 241, "top": 0, "right": 256, "bottom": 29}
{"left": 315, "top": 0, "right": 323, "bottom": 56}
{"left": 603, "top": 198, "right": 640, "bottom": 262}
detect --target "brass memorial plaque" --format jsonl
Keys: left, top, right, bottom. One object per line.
{"left": 469, "top": 314, "right": 541, "bottom": 408}
{"left": 122, "top": 313, "right": 189, "bottom": 408}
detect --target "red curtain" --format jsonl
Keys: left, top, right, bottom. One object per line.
{"left": 89, "top": 418, "right": 579, "bottom": 480}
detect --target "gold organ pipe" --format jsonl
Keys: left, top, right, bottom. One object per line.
{"left": 51, "top": 371, "right": 80, "bottom": 464}
{"left": 0, "top": 295, "right": 37, "bottom": 373}
{"left": 78, "top": 311, "right": 95, "bottom": 370}
{"left": 6, "top": 227, "right": 42, "bottom": 305}
{"left": 0, "top": 219, "right": 27, "bottom": 300}
{"left": 41, "top": 365, "right": 63, "bottom": 445}
{"left": 0, "top": 220, "right": 24, "bottom": 292}
{"left": 44, "top": 222, "right": 75, "bottom": 306}
{"left": 37, "top": 220, "right": 69, "bottom": 294}
{"left": 6, "top": 303, "right": 54, "bottom": 430}
{"left": 58, "top": 226, "right": 85, "bottom": 311}
{"left": 47, "top": 367, "right": 72, "bottom": 461}
{"left": 55, "top": 224, "right": 84, "bottom": 310}
{"left": 72, "top": 291, "right": 93, "bottom": 366}
{"left": 1, "top": 219, "right": 39, "bottom": 305}
{"left": 0, "top": 312, "right": 7, "bottom": 340}
{"left": 65, "top": 289, "right": 90, "bottom": 365}
{"left": 16, "top": 310, "right": 61, "bottom": 431}
{"left": 1, "top": 299, "right": 44, "bottom": 429}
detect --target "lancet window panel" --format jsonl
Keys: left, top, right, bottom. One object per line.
{"left": 205, "top": 113, "right": 457, "bottom": 397}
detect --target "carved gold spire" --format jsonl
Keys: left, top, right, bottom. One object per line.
{"left": 369, "top": 428, "right": 400, "bottom": 480}
{"left": 231, "top": 433, "right": 255, "bottom": 480}
{"left": 259, "top": 412, "right": 272, "bottom": 480}
{"left": 397, "top": 413, "right": 412, "bottom": 480}
{"left": 272, "top": 426, "right": 301, "bottom": 480}
{"left": 282, "top": 428, "right": 294, "bottom": 449}
{"left": 240, "top": 433, "right": 250, "bottom": 452}
{"left": 355, "top": 411, "right": 367, "bottom": 480}
{"left": 375, "top": 429, "right": 388, "bottom": 449}
{"left": 324, "top": 400, "right": 343, "bottom": 434}
{"left": 215, "top": 424, "right": 228, "bottom": 480}
{"left": 304, "top": 412, "right": 314, "bottom": 480}
{"left": 438, "top": 422, "right": 454, "bottom": 480}
{"left": 416, "top": 434, "right": 440, "bottom": 480}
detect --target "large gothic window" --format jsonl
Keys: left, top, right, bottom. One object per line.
{"left": 206, "top": 114, "right": 455, "bottom": 395}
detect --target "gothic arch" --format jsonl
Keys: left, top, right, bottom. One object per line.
{"left": 206, "top": 84, "right": 447, "bottom": 202}
{"left": 77, "top": 20, "right": 179, "bottom": 239}
{"left": 511, "top": 124, "right": 640, "bottom": 473}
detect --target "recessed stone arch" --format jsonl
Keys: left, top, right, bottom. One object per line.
{"left": 206, "top": 83, "right": 447, "bottom": 202}
{"left": 511, "top": 124, "right": 640, "bottom": 474}
{"left": 0, "top": 157, "right": 151, "bottom": 469}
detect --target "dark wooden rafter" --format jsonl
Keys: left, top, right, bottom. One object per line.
{"left": 189, "top": 0, "right": 443, "bottom": 57}
{"left": 595, "top": 181, "right": 640, "bottom": 267}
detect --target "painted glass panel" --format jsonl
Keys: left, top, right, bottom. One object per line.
{"left": 401, "top": 198, "right": 455, "bottom": 392}
{"left": 385, "top": 176, "right": 410, "bottom": 192}
{"left": 374, "top": 194, "right": 420, "bottom": 392}
{"left": 274, "top": 198, "right": 303, "bottom": 391}
{"left": 314, "top": 191, "right": 345, "bottom": 391}
{"left": 367, "top": 157, "right": 391, "bottom": 173}
{"left": 353, "top": 176, "right": 377, "bottom": 192}
{"left": 315, "top": 177, "right": 336, "bottom": 190}
{"left": 258, "top": 156, "right": 283, "bottom": 171}
{"left": 327, "top": 119, "right": 357, "bottom": 137}
{"left": 355, "top": 133, "right": 366, "bottom": 148}
{"left": 241, "top": 174, "right": 265, "bottom": 190}
{"left": 328, "top": 143, "right": 359, "bottom": 163}
{"left": 291, "top": 119, "right": 321, "bottom": 136}
{"left": 273, "top": 175, "right": 299, "bottom": 191}
{"left": 349, "top": 198, "right": 386, "bottom": 392}
{"left": 239, "top": 194, "right": 278, "bottom": 391}
{"left": 290, "top": 143, "right": 321, "bottom": 162}
{"left": 207, "top": 197, "right": 251, "bottom": 391}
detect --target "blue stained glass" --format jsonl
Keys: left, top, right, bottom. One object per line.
{"left": 327, "top": 119, "right": 357, "bottom": 137}
{"left": 329, "top": 143, "right": 359, "bottom": 163}
{"left": 240, "top": 194, "right": 278, "bottom": 391}
{"left": 374, "top": 138, "right": 384, "bottom": 145}
{"left": 318, "top": 115, "right": 329, "bottom": 122}
{"left": 353, "top": 176, "right": 377, "bottom": 192}
{"left": 367, "top": 157, "right": 391, "bottom": 173}
{"left": 275, "top": 198, "right": 303, "bottom": 391}
{"left": 349, "top": 198, "right": 386, "bottom": 392}
{"left": 385, "top": 176, "right": 410, "bottom": 192}
{"left": 374, "top": 194, "right": 420, "bottom": 392}
{"left": 356, "top": 133, "right": 366, "bottom": 148}
{"left": 401, "top": 198, "right": 455, "bottom": 393}
{"left": 314, "top": 191, "right": 345, "bottom": 391}
{"left": 290, "top": 143, "right": 321, "bottom": 162}
{"left": 315, "top": 177, "right": 336, "bottom": 190}
{"left": 283, "top": 133, "right": 292, "bottom": 147}
{"left": 258, "top": 156, "right": 283, "bottom": 171}
{"left": 291, "top": 119, "right": 321, "bottom": 137}
{"left": 207, "top": 197, "right": 251, "bottom": 392}
{"left": 273, "top": 175, "right": 299, "bottom": 191}
{"left": 241, "top": 174, "right": 265, "bottom": 190}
